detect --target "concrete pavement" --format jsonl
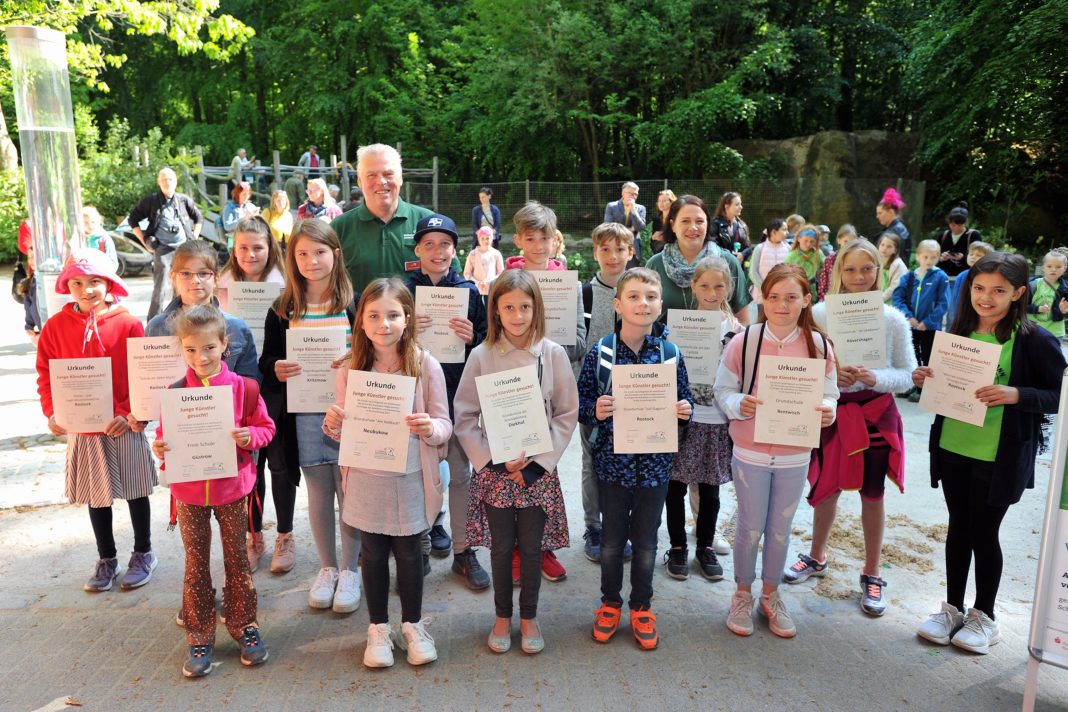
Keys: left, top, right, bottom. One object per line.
{"left": 0, "top": 268, "right": 1066, "bottom": 711}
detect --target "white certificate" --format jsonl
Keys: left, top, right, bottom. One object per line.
{"left": 49, "top": 357, "right": 113, "bottom": 433}
{"left": 415, "top": 286, "right": 469, "bottom": 364}
{"left": 127, "top": 336, "right": 187, "bottom": 421}
{"left": 227, "top": 282, "right": 280, "bottom": 354}
{"left": 158, "top": 386, "right": 238, "bottom": 483}
{"left": 754, "top": 356, "right": 825, "bottom": 448}
{"left": 286, "top": 327, "right": 348, "bottom": 413}
{"left": 919, "top": 331, "right": 1001, "bottom": 426}
{"left": 825, "top": 291, "right": 886, "bottom": 368}
{"left": 612, "top": 364, "right": 678, "bottom": 454}
{"left": 534, "top": 271, "right": 578, "bottom": 346}
{"left": 475, "top": 365, "right": 552, "bottom": 464}
{"left": 667, "top": 309, "right": 723, "bottom": 385}
{"left": 339, "top": 370, "right": 416, "bottom": 472}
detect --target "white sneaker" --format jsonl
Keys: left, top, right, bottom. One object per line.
{"left": 951, "top": 608, "right": 1001, "bottom": 654}
{"left": 398, "top": 618, "right": 438, "bottom": 665}
{"left": 760, "top": 591, "right": 797, "bottom": 638}
{"left": 726, "top": 591, "right": 755, "bottom": 636}
{"left": 332, "top": 569, "right": 361, "bottom": 614}
{"left": 713, "top": 536, "right": 730, "bottom": 556}
{"left": 308, "top": 567, "right": 339, "bottom": 609}
{"left": 917, "top": 602, "right": 965, "bottom": 646}
{"left": 363, "top": 623, "right": 395, "bottom": 668}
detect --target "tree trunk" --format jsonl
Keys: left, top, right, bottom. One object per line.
{"left": 0, "top": 102, "right": 19, "bottom": 172}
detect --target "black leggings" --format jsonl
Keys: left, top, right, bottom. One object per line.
{"left": 485, "top": 504, "right": 546, "bottom": 619}
{"left": 912, "top": 328, "right": 937, "bottom": 368}
{"left": 359, "top": 530, "right": 424, "bottom": 625}
{"left": 88, "top": 497, "right": 151, "bottom": 560}
{"left": 666, "top": 480, "right": 719, "bottom": 549}
{"left": 248, "top": 449, "right": 296, "bottom": 534}
{"left": 938, "top": 449, "right": 1010, "bottom": 619}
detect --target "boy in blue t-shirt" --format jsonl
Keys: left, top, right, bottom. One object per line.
{"left": 578, "top": 267, "right": 694, "bottom": 651}
{"left": 893, "top": 239, "right": 950, "bottom": 402}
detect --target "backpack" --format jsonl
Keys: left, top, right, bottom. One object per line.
{"left": 166, "top": 375, "right": 261, "bottom": 529}
{"left": 738, "top": 323, "right": 829, "bottom": 396}
{"left": 587, "top": 332, "right": 680, "bottom": 448}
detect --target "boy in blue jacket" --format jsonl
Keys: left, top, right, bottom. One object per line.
{"left": 893, "top": 239, "right": 949, "bottom": 402}
{"left": 405, "top": 213, "right": 491, "bottom": 590}
{"left": 578, "top": 267, "right": 694, "bottom": 650}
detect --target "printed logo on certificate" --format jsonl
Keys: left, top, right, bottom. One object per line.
{"left": 338, "top": 370, "right": 416, "bottom": 473}
{"left": 666, "top": 309, "right": 723, "bottom": 385}
{"left": 158, "top": 386, "right": 239, "bottom": 483}
{"left": 474, "top": 365, "right": 552, "bottom": 464}
{"left": 918, "top": 331, "right": 1001, "bottom": 427}
{"left": 753, "top": 356, "right": 825, "bottom": 448}
{"left": 414, "top": 286, "right": 469, "bottom": 364}
{"left": 49, "top": 357, "right": 113, "bottom": 433}
{"left": 824, "top": 291, "right": 886, "bottom": 368}
{"left": 286, "top": 327, "right": 348, "bottom": 413}
{"left": 127, "top": 336, "right": 186, "bottom": 421}
{"left": 612, "top": 363, "right": 678, "bottom": 454}
{"left": 534, "top": 271, "right": 578, "bottom": 346}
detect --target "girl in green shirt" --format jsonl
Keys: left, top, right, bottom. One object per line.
{"left": 912, "top": 252, "right": 1065, "bottom": 656}
{"left": 784, "top": 225, "right": 824, "bottom": 300}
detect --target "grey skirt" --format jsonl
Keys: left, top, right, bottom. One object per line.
{"left": 65, "top": 430, "right": 157, "bottom": 507}
{"left": 671, "top": 422, "right": 733, "bottom": 486}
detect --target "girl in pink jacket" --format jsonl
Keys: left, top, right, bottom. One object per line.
{"left": 154, "top": 305, "right": 276, "bottom": 678}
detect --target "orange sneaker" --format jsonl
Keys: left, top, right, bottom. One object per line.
{"left": 592, "top": 603, "right": 622, "bottom": 643}
{"left": 630, "top": 608, "right": 659, "bottom": 650}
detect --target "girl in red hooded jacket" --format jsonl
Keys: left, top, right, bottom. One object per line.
{"left": 36, "top": 249, "right": 157, "bottom": 594}
{"left": 153, "top": 305, "right": 275, "bottom": 678}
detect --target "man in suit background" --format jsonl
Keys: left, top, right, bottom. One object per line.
{"left": 604, "top": 181, "right": 646, "bottom": 267}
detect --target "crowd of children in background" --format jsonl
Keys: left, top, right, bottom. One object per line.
{"left": 24, "top": 183, "right": 1068, "bottom": 679}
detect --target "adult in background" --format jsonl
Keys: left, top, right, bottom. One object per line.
{"left": 128, "top": 167, "right": 203, "bottom": 319}
{"left": 471, "top": 187, "right": 502, "bottom": 248}
{"left": 227, "top": 148, "right": 257, "bottom": 191}
{"left": 222, "top": 182, "right": 260, "bottom": 247}
{"left": 262, "top": 190, "right": 294, "bottom": 249}
{"left": 297, "top": 178, "right": 343, "bottom": 223}
{"left": 648, "top": 189, "right": 676, "bottom": 256}
{"left": 604, "top": 181, "right": 646, "bottom": 266}
{"left": 937, "top": 202, "right": 982, "bottom": 278}
{"left": 332, "top": 143, "right": 459, "bottom": 292}
{"left": 645, "top": 194, "right": 750, "bottom": 325}
{"left": 342, "top": 187, "right": 363, "bottom": 213}
{"left": 298, "top": 145, "right": 322, "bottom": 178}
{"left": 284, "top": 170, "right": 307, "bottom": 217}
{"left": 710, "top": 191, "right": 749, "bottom": 259}
{"left": 876, "top": 187, "right": 911, "bottom": 264}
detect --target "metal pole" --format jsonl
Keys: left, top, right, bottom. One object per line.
{"left": 273, "top": 150, "right": 281, "bottom": 190}
{"left": 195, "top": 145, "right": 207, "bottom": 200}
{"left": 5, "top": 25, "right": 85, "bottom": 322}
{"left": 340, "top": 135, "right": 349, "bottom": 199}
{"left": 525, "top": 179, "right": 530, "bottom": 203}
{"left": 432, "top": 156, "right": 439, "bottom": 212}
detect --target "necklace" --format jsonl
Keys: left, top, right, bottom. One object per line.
{"left": 373, "top": 355, "right": 402, "bottom": 373}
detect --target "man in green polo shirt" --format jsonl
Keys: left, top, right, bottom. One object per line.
{"left": 332, "top": 143, "right": 459, "bottom": 292}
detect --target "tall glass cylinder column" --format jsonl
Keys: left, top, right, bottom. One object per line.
{"left": 5, "top": 25, "right": 85, "bottom": 321}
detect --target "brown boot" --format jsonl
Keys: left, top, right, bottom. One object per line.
{"left": 246, "top": 532, "right": 266, "bottom": 573}
{"left": 270, "top": 532, "right": 296, "bottom": 574}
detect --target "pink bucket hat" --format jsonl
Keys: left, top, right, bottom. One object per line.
{"left": 56, "top": 248, "right": 129, "bottom": 298}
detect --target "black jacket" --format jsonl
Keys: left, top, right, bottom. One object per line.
{"left": 259, "top": 299, "right": 357, "bottom": 485}
{"left": 127, "top": 191, "right": 202, "bottom": 246}
{"left": 405, "top": 268, "right": 487, "bottom": 418}
{"left": 928, "top": 324, "right": 1065, "bottom": 505}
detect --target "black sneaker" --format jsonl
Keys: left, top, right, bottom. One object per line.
{"left": 452, "top": 548, "right": 491, "bottom": 590}
{"left": 182, "top": 644, "right": 214, "bottom": 678}
{"left": 860, "top": 574, "right": 888, "bottom": 616}
{"left": 695, "top": 547, "right": 724, "bottom": 581}
{"left": 423, "top": 553, "right": 431, "bottom": 577}
{"left": 239, "top": 626, "right": 268, "bottom": 667}
{"left": 429, "top": 512, "right": 452, "bottom": 558}
{"left": 664, "top": 547, "right": 689, "bottom": 580}
{"left": 583, "top": 526, "right": 602, "bottom": 562}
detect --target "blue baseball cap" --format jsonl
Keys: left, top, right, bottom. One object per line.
{"left": 414, "top": 214, "right": 459, "bottom": 245}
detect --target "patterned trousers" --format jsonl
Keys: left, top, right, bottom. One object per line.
{"left": 177, "top": 498, "right": 257, "bottom": 645}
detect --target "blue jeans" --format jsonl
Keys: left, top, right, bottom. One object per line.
{"left": 598, "top": 481, "right": 668, "bottom": 610}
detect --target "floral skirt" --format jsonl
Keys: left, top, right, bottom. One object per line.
{"left": 671, "top": 422, "right": 733, "bottom": 486}
{"left": 466, "top": 467, "right": 569, "bottom": 551}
